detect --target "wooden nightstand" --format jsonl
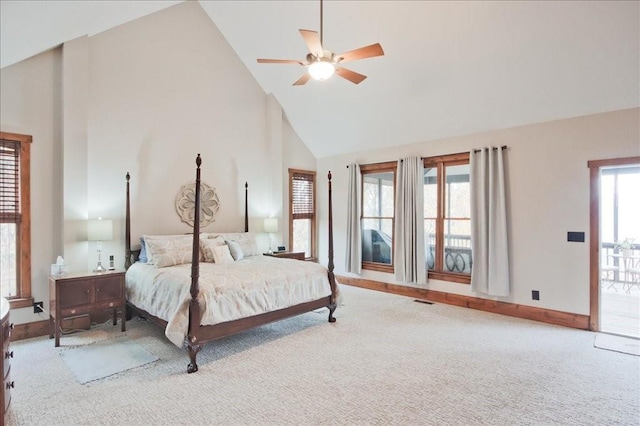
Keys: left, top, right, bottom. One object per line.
{"left": 264, "top": 251, "right": 305, "bottom": 261}
{"left": 49, "top": 270, "right": 126, "bottom": 347}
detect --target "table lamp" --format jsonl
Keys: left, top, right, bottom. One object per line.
{"left": 88, "top": 218, "right": 113, "bottom": 272}
{"left": 264, "top": 217, "right": 278, "bottom": 254}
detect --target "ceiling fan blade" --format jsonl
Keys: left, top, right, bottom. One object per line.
{"left": 335, "top": 67, "right": 367, "bottom": 84}
{"left": 257, "top": 58, "right": 306, "bottom": 65}
{"left": 299, "top": 29, "right": 323, "bottom": 56}
{"left": 293, "top": 73, "right": 311, "bottom": 86}
{"left": 336, "top": 43, "right": 384, "bottom": 63}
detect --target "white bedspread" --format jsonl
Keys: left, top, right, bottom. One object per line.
{"left": 125, "top": 256, "right": 332, "bottom": 346}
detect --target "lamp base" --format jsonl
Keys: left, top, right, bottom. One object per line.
{"left": 94, "top": 262, "right": 106, "bottom": 273}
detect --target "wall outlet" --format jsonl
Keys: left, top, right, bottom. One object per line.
{"left": 33, "top": 301, "right": 44, "bottom": 313}
{"left": 531, "top": 290, "right": 540, "bottom": 301}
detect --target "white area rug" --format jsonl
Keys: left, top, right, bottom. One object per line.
{"left": 60, "top": 336, "right": 158, "bottom": 384}
{"left": 594, "top": 333, "right": 640, "bottom": 356}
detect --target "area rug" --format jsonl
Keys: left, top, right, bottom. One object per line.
{"left": 60, "top": 336, "right": 158, "bottom": 384}
{"left": 594, "top": 333, "right": 640, "bottom": 356}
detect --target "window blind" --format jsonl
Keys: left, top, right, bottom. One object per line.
{"left": 292, "top": 173, "right": 314, "bottom": 219}
{"left": 0, "top": 139, "right": 20, "bottom": 222}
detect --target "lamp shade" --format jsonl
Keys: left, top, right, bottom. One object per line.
{"left": 263, "top": 217, "right": 278, "bottom": 233}
{"left": 308, "top": 60, "right": 335, "bottom": 81}
{"left": 88, "top": 219, "right": 113, "bottom": 241}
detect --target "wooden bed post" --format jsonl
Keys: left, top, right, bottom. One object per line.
{"left": 244, "top": 182, "right": 249, "bottom": 232}
{"left": 327, "top": 171, "right": 337, "bottom": 323}
{"left": 125, "top": 173, "right": 132, "bottom": 270}
{"left": 187, "top": 154, "right": 203, "bottom": 373}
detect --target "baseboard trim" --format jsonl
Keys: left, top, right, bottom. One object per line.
{"left": 337, "top": 275, "right": 590, "bottom": 330}
{"left": 12, "top": 279, "right": 589, "bottom": 340}
{"left": 11, "top": 315, "right": 93, "bottom": 342}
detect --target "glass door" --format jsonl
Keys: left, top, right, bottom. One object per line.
{"left": 597, "top": 164, "right": 640, "bottom": 338}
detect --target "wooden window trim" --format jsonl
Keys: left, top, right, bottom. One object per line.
{"left": 0, "top": 132, "right": 32, "bottom": 309}
{"left": 288, "top": 168, "right": 316, "bottom": 260}
{"left": 359, "top": 161, "right": 397, "bottom": 173}
{"left": 361, "top": 162, "right": 397, "bottom": 273}
{"left": 423, "top": 151, "right": 470, "bottom": 167}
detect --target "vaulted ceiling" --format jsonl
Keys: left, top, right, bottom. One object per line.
{"left": 2, "top": 1, "right": 638, "bottom": 158}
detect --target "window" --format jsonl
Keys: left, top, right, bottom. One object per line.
{"left": 289, "top": 169, "right": 316, "bottom": 259}
{"left": 424, "top": 153, "right": 471, "bottom": 284}
{"left": 0, "top": 132, "right": 32, "bottom": 307}
{"left": 361, "top": 162, "right": 396, "bottom": 272}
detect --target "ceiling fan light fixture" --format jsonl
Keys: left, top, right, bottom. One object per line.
{"left": 308, "top": 60, "right": 335, "bottom": 81}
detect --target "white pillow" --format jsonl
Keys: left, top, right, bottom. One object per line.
{"left": 211, "top": 233, "right": 260, "bottom": 257}
{"left": 144, "top": 236, "right": 192, "bottom": 267}
{"left": 226, "top": 240, "right": 244, "bottom": 261}
{"left": 142, "top": 233, "right": 208, "bottom": 263}
{"left": 201, "top": 237, "right": 226, "bottom": 262}
{"left": 212, "top": 244, "right": 234, "bottom": 264}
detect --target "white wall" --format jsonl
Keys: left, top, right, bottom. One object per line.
{"left": 317, "top": 108, "right": 640, "bottom": 315}
{"left": 62, "top": 36, "right": 90, "bottom": 273}
{"left": 0, "top": 48, "right": 63, "bottom": 324}
{"left": 282, "top": 116, "right": 317, "bottom": 250}
{"left": 86, "top": 1, "right": 273, "bottom": 264}
{"left": 0, "top": 1, "right": 316, "bottom": 324}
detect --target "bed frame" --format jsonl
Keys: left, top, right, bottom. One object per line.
{"left": 124, "top": 154, "right": 338, "bottom": 373}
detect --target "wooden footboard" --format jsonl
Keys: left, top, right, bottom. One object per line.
{"left": 124, "top": 155, "right": 337, "bottom": 373}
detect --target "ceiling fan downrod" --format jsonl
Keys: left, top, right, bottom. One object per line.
{"left": 320, "top": 0, "right": 324, "bottom": 47}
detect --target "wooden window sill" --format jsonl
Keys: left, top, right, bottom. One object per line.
{"left": 8, "top": 297, "right": 34, "bottom": 310}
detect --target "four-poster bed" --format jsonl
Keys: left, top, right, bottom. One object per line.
{"left": 124, "top": 154, "right": 338, "bottom": 373}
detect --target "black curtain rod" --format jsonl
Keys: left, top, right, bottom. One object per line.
{"left": 474, "top": 145, "right": 508, "bottom": 153}
{"left": 346, "top": 145, "right": 508, "bottom": 167}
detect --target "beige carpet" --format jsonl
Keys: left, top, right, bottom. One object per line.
{"left": 7, "top": 285, "right": 640, "bottom": 425}
{"left": 594, "top": 333, "right": 640, "bottom": 356}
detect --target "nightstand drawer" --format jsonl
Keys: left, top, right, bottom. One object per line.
{"left": 1, "top": 321, "right": 9, "bottom": 349}
{"left": 4, "top": 368, "right": 11, "bottom": 412}
{"left": 3, "top": 349, "right": 11, "bottom": 378}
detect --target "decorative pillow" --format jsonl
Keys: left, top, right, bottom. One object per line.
{"left": 226, "top": 240, "right": 244, "bottom": 261}
{"left": 138, "top": 237, "right": 148, "bottom": 263}
{"left": 212, "top": 244, "right": 234, "bottom": 264}
{"left": 211, "top": 233, "right": 260, "bottom": 257}
{"left": 201, "top": 237, "right": 226, "bottom": 262}
{"left": 141, "top": 233, "right": 208, "bottom": 263}
{"left": 209, "top": 235, "right": 225, "bottom": 246}
{"left": 144, "top": 236, "right": 193, "bottom": 268}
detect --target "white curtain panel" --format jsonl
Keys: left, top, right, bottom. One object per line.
{"left": 470, "top": 147, "right": 510, "bottom": 296}
{"left": 394, "top": 157, "right": 426, "bottom": 284}
{"left": 345, "top": 163, "right": 362, "bottom": 274}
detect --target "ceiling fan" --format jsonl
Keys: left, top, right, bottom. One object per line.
{"left": 256, "top": 0, "right": 384, "bottom": 86}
